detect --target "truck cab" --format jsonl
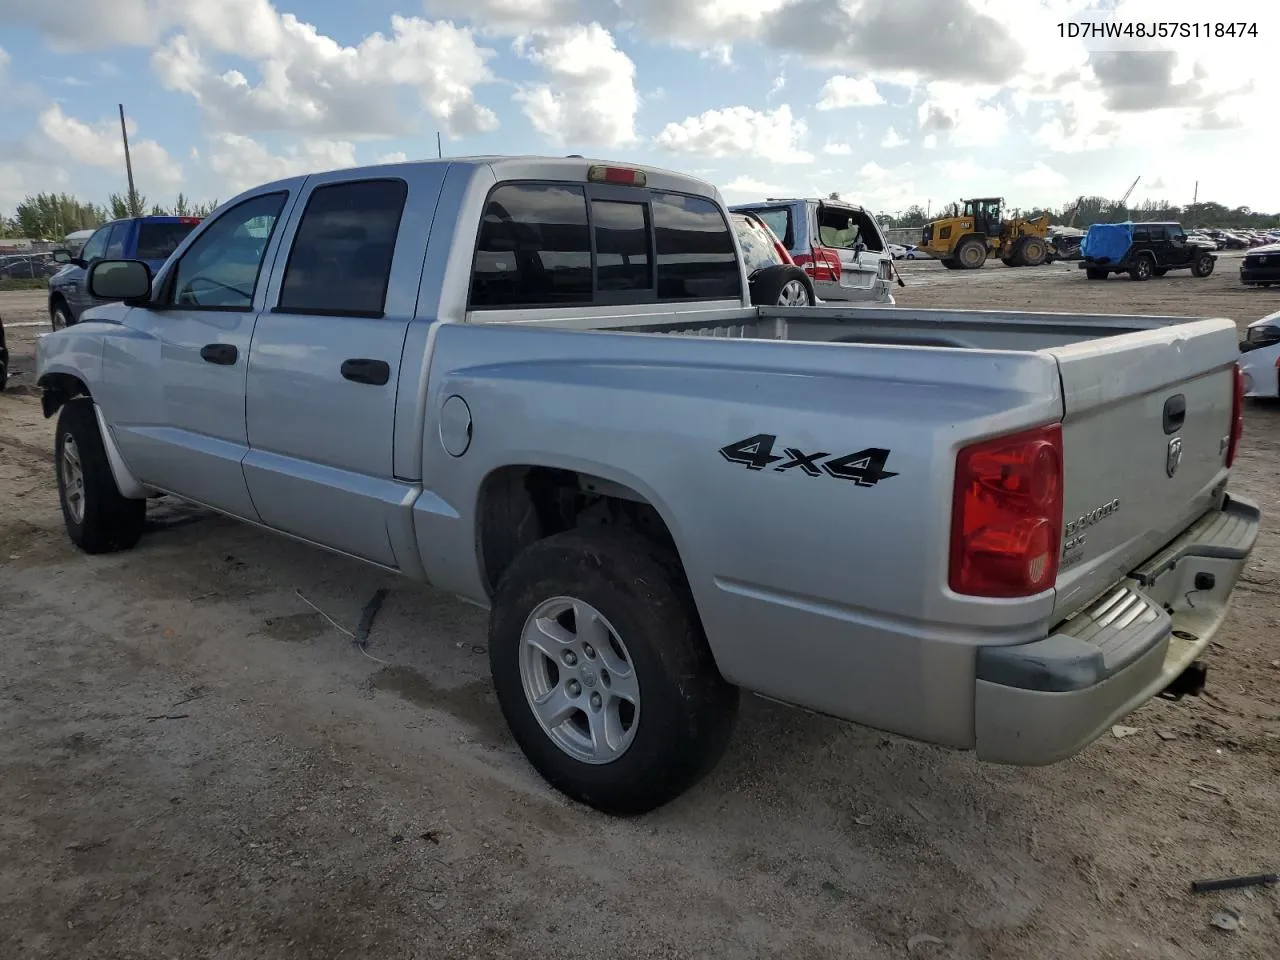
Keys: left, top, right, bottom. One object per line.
{"left": 48, "top": 215, "right": 203, "bottom": 329}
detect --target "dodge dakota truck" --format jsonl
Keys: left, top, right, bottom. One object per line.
{"left": 35, "top": 157, "right": 1257, "bottom": 816}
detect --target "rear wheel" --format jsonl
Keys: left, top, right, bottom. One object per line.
{"left": 955, "top": 238, "right": 987, "bottom": 269}
{"left": 1128, "top": 256, "right": 1153, "bottom": 281}
{"left": 1191, "top": 253, "right": 1215, "bottom": 278}
{"left": 1085, "top": 268, "right": 1109, "bottom": 280}
{"left": 55, "top": 400, "right": 146, "bottom": 554}
{"left": 489, "top": 530, "right": 739, "bottom": 815}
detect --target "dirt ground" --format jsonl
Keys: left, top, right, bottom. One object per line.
{"left": 2, "top": 257, "right": 1278, "bottom": 960}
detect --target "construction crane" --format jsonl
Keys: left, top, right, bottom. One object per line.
{"left": 1110, "top": 175, "right": 1141, "bottom": 221}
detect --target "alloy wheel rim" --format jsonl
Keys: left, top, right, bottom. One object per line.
{"left": 518, "top": 596, "right": 640, "bottom": 764}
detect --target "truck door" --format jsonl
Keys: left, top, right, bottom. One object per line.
{"left": 98, "top": 191, "right": 293, "bottom": 519}
{"left": 242, "top": 168, "right": 444, "bottom": 567}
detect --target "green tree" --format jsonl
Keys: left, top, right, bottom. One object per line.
{"left": 12, "top": 193, "right": 106, "bottom": 239}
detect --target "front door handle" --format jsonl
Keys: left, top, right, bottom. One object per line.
{"left": 340, "top": 358, "right": 390, "bottom": 386}
{"left": 200, "top": 343, "right": 238, "bottom": 365}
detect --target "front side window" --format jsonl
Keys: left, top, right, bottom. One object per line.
{"left": 170, "top": 192, "right": 288, "bottom": 309}
{"left": 652, "top": 192, "right": 740, "bottom": 301}
{"left": 470, "top": 184, "right": 593, "bottom": 308}
{"left": 103, "top": 223, "right": 129, "bottom": 259}
{"left": 278, "top": 179, "right": 408, "bottom": 317}
{"left": 80, "top": 225, "right": 112, "bottom": 263}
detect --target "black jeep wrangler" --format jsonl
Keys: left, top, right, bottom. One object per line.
{"left": 1078, "top": 221, "right": 1217, "bottom": 281}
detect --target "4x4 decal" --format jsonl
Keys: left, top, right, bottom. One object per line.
{"left": 718, "top": 433, "right": 898, "bottom": 487}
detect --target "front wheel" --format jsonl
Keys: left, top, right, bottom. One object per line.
{"left": 55, "top": 400, "right": 146, "bottom": 554}
{"left": 1191, "top": 253, "right": 1215, "bottom": 278}
{"left": 489, "top": 531, "right": 739, "bottom": 815}
{"left": 50, "top": 301, "right": 73, "bottom": 331}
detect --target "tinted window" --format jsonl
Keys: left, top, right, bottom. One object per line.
{"left": 733, "top": 215, "right": 784, "bottom": 273}
{"left": 593, "top": 200, "right": 651, "bottom": 292}
{"left": 1133, "top": 226, "right": 1150, "bottom": 241}
{"left": 137, "top": 221, "right": 200, "bottom": 261}
{"left": 103, "top": 223, "right": 129, "bottom": 259}
{"left": 171, "top": 192, "right": 287, "bottom": 310}
{"left": 279, "top": 179, "right": 407, "bottom": 316}
{"left": 652, "top": 193, "right": 741, "bottom": 301}
{"left": 470, "top": 184, "right": 592, "bottom": 308}
{"left": 80, "top": 225, "right": 112, "bottom": 262}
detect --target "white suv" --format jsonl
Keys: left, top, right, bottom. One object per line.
{"left": 729, "top": 197, "right": 895, "bottom": 304}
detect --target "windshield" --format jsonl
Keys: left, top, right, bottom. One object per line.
{"left": 137, "top": 221, "right": 201, "bottom": 261}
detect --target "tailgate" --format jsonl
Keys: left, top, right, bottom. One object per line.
{"left": 1049, "top": 317, "right": 1240, "bottom": 620}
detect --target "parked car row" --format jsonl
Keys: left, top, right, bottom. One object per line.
{"left": 1190, "top": 228, "right": 1280, "bottom": 250}
{"left": 0, "top": 252, "right": 61, "bottom": 280}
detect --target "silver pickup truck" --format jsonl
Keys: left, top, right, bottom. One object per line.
{"left": 36, "top": 157, "right": 1258, "bottom": 815}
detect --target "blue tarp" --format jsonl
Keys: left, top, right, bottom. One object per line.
{"left": 1080, "top": 222, "right": 1134, "bottom": 263}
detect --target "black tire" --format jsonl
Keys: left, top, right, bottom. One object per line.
{"left": 747, "top": 264, "right": 815, "bottom": 307}
{"left": 0, "top": 356, "right": 7, "bottom": 392}
{"left": 1085, "top": 268, "right": 1109, "bottom": 280}
{"left": 1152, "top": 267, "right": 1168, "bottom": 276}
{"left": 54, "top": 400, "right": 146, "bottom": 554}
{"left": 50, "top": 299, "right": 73, "bottom": 331}
{"left": 955, "top": 238, "right": 987, "bottom": 269}
{"left": 1128, "top": 256, "right": 1153, "bottom": 281}
{"left": 940, "top": 258, "right": 960, "bottom": 270}
{"left": 1191, "top": 253, "right": 1215, "bottom": 278}
{"left": 489, "top": 530, "right": 739, "bottom": 816}
{"left": 1019, "top": 236, "right": 1048, "bottom": 266}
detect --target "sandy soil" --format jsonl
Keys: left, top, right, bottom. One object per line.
{"left": 2, "top": 259, "right": 1279, "bottom": 960}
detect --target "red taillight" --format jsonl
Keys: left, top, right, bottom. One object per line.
{"left": 1226, "top": 362, "right": 1244, "bottom": 467}
{"left": 587, "top": 164, "right": 647, "bottom": 187}
{"left": 178, "top": 216, "right": 202, "bottom": 224}
{"left": 794, "top": 245, "right": 841, "bottom": 282}
{"left": 949, "top": 423, "right": 1064, "bottom": 598}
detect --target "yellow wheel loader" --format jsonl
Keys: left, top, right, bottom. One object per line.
{"left": 919, "top": 197, "right": 1052, "bottom": 270}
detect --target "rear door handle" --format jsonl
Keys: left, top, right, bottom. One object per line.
{"left": 1163, "top": 394, "right": 1186, "bottom": 434}
{"left": 340, "top": 358, "right": 390, "bottom": 386}
{"left": 200, "top": 343, "right": 238, "bottom": 365}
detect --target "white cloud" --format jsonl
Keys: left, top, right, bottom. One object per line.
{"left": 859, "top": 162, "right": 890, "bottom": 180}
{"left": 513, "top": 24, "right": 638, "bottom": 147}
{"left": 655, "top": 105, "right": 813, "bottom": 164}
{"left": 823, "top": 142, "right": 853, "bottom": 156}
{"left": 721, "top": 174, "right": 787, "bottom": 200}
{"left": 207, "top": 134, "right": 356, "bottom": 193}
{"left": 376, "top": 151, "right": 410, "bottom": 165}
{"left": 922, "top": 134, "right": 938, "bottom": 149}
{"left": 37, "top": 104, "right": 181, "bottom": 188}
{"left": 916, "top": 81, "right": 1010, "bottom": 148}
{"left": 147, "top": 5, "right": 499, "bottom": 139}
{"left": 1013, "top": 161, "right": 1067, "bottom": 189}
{"left": 880, "top": 127, "right": 907, "bottom": 148}
{"left": 935, "top": 158, "right": 988, "bottom": 182}
{"left": 769, "top": 73, "right": 786, "bottom": 98}
{"left": 816, "top": 75, "right": 884, "bottom": 110}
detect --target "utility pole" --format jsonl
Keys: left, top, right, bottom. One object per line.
{"left": 437, "top": 131, "right": 442, "bottom": 159}
{"left": 1191, "top": 180, "right": 1199, "bottom": 226}
{"left": 118, "top": 103, "right": 138, "bottom": 216}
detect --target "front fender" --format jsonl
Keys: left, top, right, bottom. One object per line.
{"left": 36, "top": 328, "right": 104, "bottom": 404}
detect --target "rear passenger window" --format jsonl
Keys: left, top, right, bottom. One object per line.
{"left": 278, "top": 179, "right": 407, "bottom": 317}
{"left": 652, "top": 193, "right": 741, "bottom": 301}
{"left": 1133, "top": 226, "right": 1150, "bottom": 241}
{"left": 592, "top": 200, "right": 651, "bottom": 292}
{"left": 470, "top": 184, "right": 593, "bottom": 308}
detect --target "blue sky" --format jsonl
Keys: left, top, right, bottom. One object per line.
{"left": 0, "top": 0, "right": 1275, "bottom": 221}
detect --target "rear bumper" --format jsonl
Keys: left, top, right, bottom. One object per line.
{"left": 974, "top": 494, "right": 1260, "bottom": 765}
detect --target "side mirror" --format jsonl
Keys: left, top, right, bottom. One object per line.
{"left": 51, "top": 248, "right": 73, "bottom": 264}
{"left": 87, "top": 259, "right": 152, "bottom": 303}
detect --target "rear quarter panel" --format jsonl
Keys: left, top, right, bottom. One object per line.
{"left": 414, "top": 323, "right": 1065, "bottom": 745}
